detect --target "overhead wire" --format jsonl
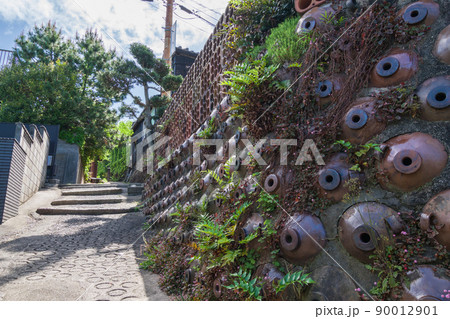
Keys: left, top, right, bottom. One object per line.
{"left": 177, "top": 0, "right": 221, "bottom": 23}
{"left": 184, "top": 0, "right": 223, "bottom": 17}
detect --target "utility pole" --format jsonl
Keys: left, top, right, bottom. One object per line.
{"left": 163, "top": 0, "right": 174, "bottom": 69}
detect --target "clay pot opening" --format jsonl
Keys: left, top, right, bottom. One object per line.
{"left": 393, "top": 150, "right": 422, "bottom": 174}
{"left": 184, "top": 270, "right": 191, "bottom": 283}
{"left": 403, "top": 5, "right": 428, "bottom": 25}
{"left": 298, "top": 0, "right": 312, "bottom": 10}
{"left": 302, "top": 17, "right": 316, "bottom": 32}
{"left": 319, "top": 169, "right": 341, "bottom": 191}
{"left": 317, "top": 80, "right": 333, "bottom": 98}
{"left": 352, "top": 225, "right": 379, "bottom": 251}
{"left": 345, "top": 109, "right": 368, "bottom": 130}
{"left": 281, "top": 228, "right": 300, "bottom": 251}
{"left": 213, "top": 279, "right": 222, "bottom": 298}
{"left": 264, "top": 174, "right": 279, "bottom": 193}
{"left": 427, "top": 86, "right": 449, "bottom": 109}
{"left": 234, "top": 189, "right": 244, "bottom": 200}
{"left": 359, "top": 232, "right": 371, "bottom": 244}
{"left": 238, "top": 228, "right": 247, "bottom": 242}
{"left": 376, "top": 57, "right": 399, "bottom": 77}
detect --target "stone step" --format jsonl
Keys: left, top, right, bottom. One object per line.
{"left": 36, "top": 202, "right": 139, "bottom": 215}
{"left": 51, "top": 195, "right": 127, "bottom": 206}
{"left": 61, "top": 188, "right": 124, "bottom": 196}
{"left": 59, "top": 183, "right": 130, "bottom": 189}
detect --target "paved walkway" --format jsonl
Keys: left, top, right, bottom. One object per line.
{"left": 0, "top": 187, "right": 168, "bottom": 301}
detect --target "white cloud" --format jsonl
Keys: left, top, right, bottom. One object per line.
{"left": 0, "top": 0, "right": 230, "bottom": 57}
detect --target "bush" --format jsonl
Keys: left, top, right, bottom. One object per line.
{"left": 265, "top": 16, "right": 311, "bottom": 65}
{"left": 229, "top": 0, "right": 295, "bottom": 48}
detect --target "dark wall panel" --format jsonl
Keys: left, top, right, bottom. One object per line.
{"left": 0, "top": 138, "right": 26, "bottom": 224}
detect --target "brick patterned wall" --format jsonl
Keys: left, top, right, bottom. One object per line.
{"left": 156, "top": 5, "right": 237, "bottom": 151}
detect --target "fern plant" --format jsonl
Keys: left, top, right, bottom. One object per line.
{"left": 193, "top": 202, "right": 251, "bottom": 267}
{"left": 221, "top": 57, "right": 282, "bottom": 114}
{"left": 208, "top": 156, "right": 241, "bottom": 201}
{"left": 197, "top": 116, "right": 216, "bottom": 139}
{"left": 273, "top": 270, "right": 315, "bottom": 294}
{"left": 257, "top": 192, "right": 279, "bottom": 212}
{"left": 223, "top": 269, "right": 262, "bottom": 301}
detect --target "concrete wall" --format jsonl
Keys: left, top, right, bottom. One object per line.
{"left": 54, "top": 139, "right": 83, "bottom": 184}
{"left": 15, "top": 124, "right": 50, "bottom": 204}
{"left": 0, "top": 138, "right": 26, "bottom": 224}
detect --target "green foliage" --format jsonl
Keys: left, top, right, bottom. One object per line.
{"left": 366, "top": 246, "right": 403, "bottom": 298}
{"left": 228, "top": 0, "right": 295, "bottom": 48}
{"left": 237, "top": 249, "right": 259, "bottom": 272}
{"left": 102, "top": 42, "right": 182, "bottom": 119}
{"left": 149, "top": 95, "right": 171, "bottom": 109}
{"left": 221, "top": 57, "right": 280, "bottom": 114}
{"left": 59, "top": 127, "right": 86, "bottom": 149}
{"left": 209, "top": 156, "right": 241, "bottom": 202}
{"left": 257, "top": 192, "right": 279, "bottom": 212}
{"left": 97, "top": 120, "right": 132, "bottom": 181}
{"left": 197, "top": 117, "right": 217, "bottom": 139}
{"left": 265, "top": 16, "right": 311, "bottom": 64}
{"left": 258, "top": 220, "right": 277, "bottom": 244}
{"left": 139, "top": 252, "right": 157, "bottom": 269}
{"left": 334, "top": 140, "right": 382, "bottom": 172}
{"left": 194, "top": 202, "right": 251, "bottom": 268}
{"left": 223, "top": 269, "right": 262, "bottom": 301}
{"left": 1, "top": 22, "right": 123, "bottom": 165}
{"left": 273, "top": 270, "right": 315, "bottom": 294}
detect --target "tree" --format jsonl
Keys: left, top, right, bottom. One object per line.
{"left": 103, "top": 42, "right": 183, "bottom": 120}
{"left": 0, "top": 22, "right": 123, "bottom": 165}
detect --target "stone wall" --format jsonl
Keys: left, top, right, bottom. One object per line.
{"left": 142, "top": 0, "right": 450, "bottom": 300}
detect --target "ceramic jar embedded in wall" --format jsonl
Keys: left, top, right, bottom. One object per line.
{"left": 420, "top": 189, "right": 450, "bottom": 250}
{"left": 338, "top": 202, "right": 404, "bottom": 263}
{"left": 279, "top": 213, "right": 326, "bottom": 265}
{"left": 376, "top": 132, "right": 447, "bottom": 192}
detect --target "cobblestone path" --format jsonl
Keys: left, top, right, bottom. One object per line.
{"left": 0, "top": 212, "right": 167, "bottom": 301}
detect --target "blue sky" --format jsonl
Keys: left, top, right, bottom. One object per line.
{"left": 0, "top": 0, "right": 229, "bottom": 119}
{"left": 0, "top": 0, "right": 229, "bottom": 54}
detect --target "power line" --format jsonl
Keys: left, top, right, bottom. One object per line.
{"left": 178, "top": 0, "right": 221, "bottom": 23}
{"left": 185, "top": 0, "right": 222, "bottom": 17}
{"left": 174, "top": 13, "right": 209, "bottom": 34}
{"left": 173, "top": 10, "right": 197, "bottom": 20}
{"left": 177, "top": 3, "right": 216, "bottom": 27}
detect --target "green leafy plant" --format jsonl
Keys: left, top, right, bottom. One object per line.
{"left": 194, "top": 202, "right": 251, "bottom": 268}
{"left": 221, "top": 57, "right": 279, "bottom": 112}
{"left": 209, "top": 156, "right": 241, "bottom": 202}
{"left": 139, "top": 252, "right": 157, "bottom": 269}
{"left": 257, "top": 192, "right": 279, "bottom": 212}
{"left": 197, "top": 116, "right": 217, "bottom": 139}
{"left": 237, "top": 249, "right": 259, "bottom": 272}
{"left": 223, "top": 269, "right": 262, "bottom": 301}
{"left": 258, "top": 220, "right": 277, "bottom": 243}
{"left": 366, "top": 245, "right": 403, "bottom": 298}
{"left": 273, "top": 270, "right": 315, "bottom": 294}
{"left": 334, "top": 140, "right": 382, "bottom": 172}
{"left": 265, "top": 16, "right": 312, "bottom": 64}
{"left": 227, "top": 0, "right": 295, "bottom": 48}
